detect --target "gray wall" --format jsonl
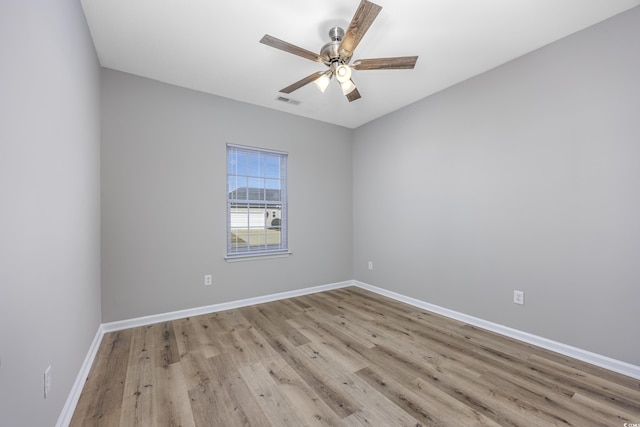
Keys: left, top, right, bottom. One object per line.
{"left": 2, "top": 5, "right": 636, "bottom": 424}
{"left": 101, "top": 69, "right": 353, "bottom": 322}
{"left": 353, "top": 7, "right": 640, "bottom": 365}
{"left": 0, "top": 1, "right": 102, "bottom": 426}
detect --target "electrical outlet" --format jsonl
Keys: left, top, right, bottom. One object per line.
{"left": 204, "top": 275, "right": 212, "bottom": 286}
{"left": 513, "top": 290, "right": 524, "bottom": 305}
{"left": 44, "top": 365, "right": 51, "bottom": 399}
{"left": 368, "top": 261, "right": 373, "bottom": 270}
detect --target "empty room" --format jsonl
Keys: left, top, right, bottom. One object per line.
{"left": 2, "top": 0, "right": 639, "bottom": 426}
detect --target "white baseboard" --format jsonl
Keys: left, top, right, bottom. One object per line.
{"left": 56, "top": 324, "right": 105, "bottom": 427}
{"left": 59, "top": 278, "right": 639, "bottom": 426}
{"left": 102, "top": 280, "right": 353, "bottom": 333}
{"left": 353, "top": 280, "right": 640, "bottom": 380}
{"left": 58, "top": 281, "right": 352, "bottom": 425}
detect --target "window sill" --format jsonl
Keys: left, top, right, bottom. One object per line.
{"left": 225, "top": 251, "right": 292, "bottom": 262}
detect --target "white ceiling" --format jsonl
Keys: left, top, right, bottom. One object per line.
{"left": 81, "top": 0, "right": 640, "bottom": 129}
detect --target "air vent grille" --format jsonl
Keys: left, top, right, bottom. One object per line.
{"left": 275, "top": 96, "right": 301, "bottom": 106}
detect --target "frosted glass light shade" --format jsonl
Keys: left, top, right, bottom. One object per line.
{"left": 314, "top": 73, "right": 331, "bottom": 93}
{"left": 335, "top": 64, "right": 352, "bottom": 83}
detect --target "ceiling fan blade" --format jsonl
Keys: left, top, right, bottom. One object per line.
{"left": 280, "top": 71, "right": 327, "bottom": 94}
{"left": 346, "top": 87, "right": 362, "bottom": 102}
{"left": 353, "top": 56, "right": 418, "bottom": 70}
{"left": 260, "top": 34, "right": 326, "bottom": 63}
{"left": 338, "top": 0, "right": 382, "bottom": 60}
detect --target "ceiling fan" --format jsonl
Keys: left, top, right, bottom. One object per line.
{"left": 260, "top": 0, "right": 418, "bottom": 102}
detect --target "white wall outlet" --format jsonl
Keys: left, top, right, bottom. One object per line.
{"left": 204, "top": 275, "right": 212, "bottom": 286}
{"left": 513, "top": 290, "right": 524, "bottom": 305}
{"left": 368, "top": 261, "right": 373, "bottom": 270}
{"left": 44, "top": 365, "right": 51, "bottom": 399}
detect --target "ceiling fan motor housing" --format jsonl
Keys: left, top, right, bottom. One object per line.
{"left": 321, "top": 27, "right": 350, "bottom": 65}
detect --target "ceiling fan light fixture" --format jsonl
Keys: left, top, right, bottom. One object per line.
{"left": 335, "top": 64, "right": 352, "bottom": 83}
{"left": 340, "top": 79, "right": 356, "bottom": 95}
{"left": 314, "top": 72, "right": 332, "bottom": 93}
{"left": 261, "top": 0, "right": 417, "bottom": 102}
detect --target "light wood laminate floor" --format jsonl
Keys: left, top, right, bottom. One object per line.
{"left": 71, "top": 287, "right": 640, "bottom": 426}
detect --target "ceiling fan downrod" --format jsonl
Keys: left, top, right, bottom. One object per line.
{"left": 328, "top": 26, "right": 344, "bottom": 42}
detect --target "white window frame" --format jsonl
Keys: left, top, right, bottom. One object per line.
{"left": 226, "top": 144, "right": 289, "bottom": 260}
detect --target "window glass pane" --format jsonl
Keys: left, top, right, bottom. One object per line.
{"left": 265, "top": 179, "right": 282, "bottom": 202}
{"left": 228, "top": 176, "right": 247, "bottom": 199}
{"left": 264, "top": 203, "right": 281, "bottom": 245}
{"left": 227, "top": 151, "right": 235, "bottom": 175}
{"left": 228, "top": 151, "right": 247, "bottom": 176}
{"left": 265, "top": 156, "right": 280, "bottom": 178}
{"left": 229, "top": 203, "right": 249, "bottom": 251}
{"left": 247, "top": 153, "right": 262, "bottom": 177}
{"left": 265, "top": 203, "right": 282, "bottom": 231}
{"left": 247, "top": 177, "right": 264, "bottom": 200}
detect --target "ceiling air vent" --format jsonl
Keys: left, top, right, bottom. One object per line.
{"left": 275, "top": 96, "right": 301, "bottom": 106}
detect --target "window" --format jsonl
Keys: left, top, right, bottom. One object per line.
{"left": 227, "top": 144, "right": 288, "bottom": 258}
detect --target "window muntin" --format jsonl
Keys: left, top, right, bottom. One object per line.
{"left": 227, "top": 144, "right": 288, "bottom": 257}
